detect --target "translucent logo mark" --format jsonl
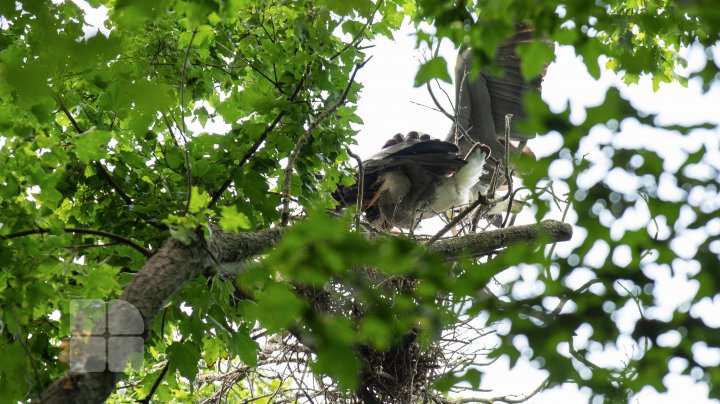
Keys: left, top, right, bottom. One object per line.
{"left": 65, "top": 299, "right": 144, "bottom": 372}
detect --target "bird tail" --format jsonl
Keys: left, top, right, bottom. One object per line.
{"left": 454, "top": 143, "right": 490, "bottom": 191}
{"left": 431, "top": 144, "right": 490, "bottom": 212}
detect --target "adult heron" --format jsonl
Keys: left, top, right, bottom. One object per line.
{"left": 335, "top": 131, "right": 490, "bottom": 229}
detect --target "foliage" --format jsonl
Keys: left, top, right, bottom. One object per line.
{"left": 0, "top": 0, "right": 718, "bottom": 403}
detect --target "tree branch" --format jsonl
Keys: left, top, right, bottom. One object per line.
{"left": 38, "top": 220, "right": 570, "bottom": 403}
{"left": 1, "top": 227, "right": 152, "bottom": 258}
{"left": 280, "top": 59, "right": 369, "bottom": 225}
{"left": 39, "top": 227, "right": 284, "bottom": 404}
{"left": 346, "top": 148, "right": 365, "bottom": 230}
{"left": 427, "top": 220, "right": 572, "bottom": 259}
{"left": 208, "top": 64, "right": 312, "bottom": 208}
{"left": 179, "top": 28, "right": 198, "bottom": 216}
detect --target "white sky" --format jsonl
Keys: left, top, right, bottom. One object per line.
{"left": 354, "top": 24, "right": 720, "bottom": 404}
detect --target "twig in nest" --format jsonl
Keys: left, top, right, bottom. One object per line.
{"left": 426, "top": 193, "right": 490, "bottom": 246}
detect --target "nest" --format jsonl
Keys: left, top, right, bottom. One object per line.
{"left": 294, "top": 267, "right": 447, "bottom": 403}
{"left": 357, "top": 329, "right": 445, "bottom": 403}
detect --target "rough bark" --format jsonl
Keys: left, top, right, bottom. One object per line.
{"left": 39, "top": 221, "right": 570, "bottom": 404}
{"left": 40, "top": 228, "right": 283, "bottom": 404}
{"left": 429, "top": 219, "right": 572, "bottom": 258}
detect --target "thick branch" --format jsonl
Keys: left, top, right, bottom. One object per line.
{"left": 39, "top": 228, "right": 283, "bottom": 404}
{"left": 38, "top": 221, "right": 569, "bottom": 403}
{"left": 428, "top": 220, "right": 572, "bottom": 259}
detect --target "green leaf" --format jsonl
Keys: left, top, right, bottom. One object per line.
{"left": 202, "top": 336, "right": 225, "bottom": 368}
{"left": 74, "top": 129, "right": 112, "bottom": 163}
{"left": 167, "top": 341, "right": 202, "bottom": 382}
{"left": 219, "top": 205, "right": 251, "bottom": 232}
{"left": 188, "top": 186, "right": 211, "bottom": 214}
{"left": 434, "top": 368, "right": 483, "bottom": 392}
{"left": 246, "top": 283, "right": 304, "bottom": 332}
{"left": 226, "top": 328, "right": 259, "bottom": 367}
{"left": 517, "top": 41, "right": 555, "bottom": 81}
{"left": 414, "top": 56, "right": 452, "bottom": 87}
{"left": 0, "top": 342, "right": 27, "bottom": 402}
{"left": 75, "top": 264, "right": 120, "bottom": 298}
{"left": 312, "top": 342, "right": 360, "bottom": 390}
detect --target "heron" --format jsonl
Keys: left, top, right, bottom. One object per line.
{"left": 446, "top": 24, "right": 549, "bottom": 161}
{"left": 335, "top": 131, "right": 490, "bottom": 229}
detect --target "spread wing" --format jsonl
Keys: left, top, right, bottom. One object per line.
{"left": 334, "top": 132, "right": 469, "bottom": 228}
{"left": 446, "top": 24, "right": 551, "bottom": 160}
{"left": 364, "top": 137, "right": 466, "bottom": 176}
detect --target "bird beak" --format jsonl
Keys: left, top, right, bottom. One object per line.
{"left": 365, "top": 179, "right": 390, "bottom": 209}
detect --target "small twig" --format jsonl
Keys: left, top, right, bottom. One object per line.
{"left": 161, "top": 114, "right": 181, "bottom": 148}
{"left": 544, "top": 191, "right": 572, "bottom": 267}
{"left": 54, "top": 94, "right": 134, "bottom": 205}
{"left": 329, "top": 0, "right": 382, "bottom": 60}
{"left": 500, "top": 114, "right": 515, "bottom": 228}
{"left": 179, "top": 28, "right": 197, "bottom": 216}
{"left": 11, "top": 310, "right": 44, "bottom": 400}
{"left": 1, "top": 227, "right": 152, "bottom": 258}
{"left": 137, "top": 361, "right": 170, "bottom": 404}
{"left": 346, "top": 148, "right": 364, "bottom": 230}
{"left": 64, "top": 241, "right": 118, "bottom": 250}
{"left": 435, "top": 374, "right": 548, "bottom": 404}
{"left": 53, "top": 93, "right": 83, "bottom": 134}
{"left": 94, "top": 162, "right": 134, "bottom": 205}
{"left": 426, "top": 195, "right": 488, "bottom": 246}
{"left": 425, "top": 82, "right": 455, "bottom": 121}
{"left": 280, "top": 58, "right": 370, "bottom": 226}
{"left": 216, "top": 37, "right": 284, "bottom": 94}
{"left": 209, "top": 64, "right": 312, "bottom": 207}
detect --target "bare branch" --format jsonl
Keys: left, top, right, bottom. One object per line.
{"left": 428, "top": 220, "right": 572, "bottom": 259}
{"left": 425, "top": 82, "right": 456, "bottom": 121}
